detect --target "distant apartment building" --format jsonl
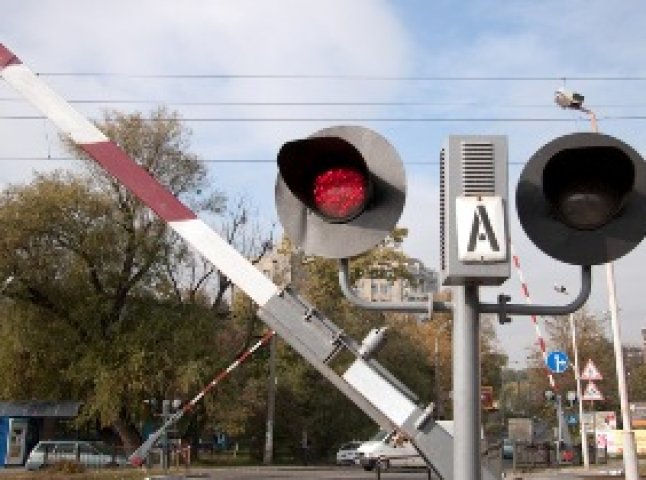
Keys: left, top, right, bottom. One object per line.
{"left": 255, "top": 244, "right": 438, "bottom": 304}
{"left": 353, "top": 258, "right": 438, "bottom": 303}
{"left": 255, "top": 243, "right": 293, "bottom": 288}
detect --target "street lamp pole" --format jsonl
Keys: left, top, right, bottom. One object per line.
{"left": 606, "top": 263, "right": 640, "bottom": 479}
{"left": 555, "top": 90, "right": 639, "bottom": 479}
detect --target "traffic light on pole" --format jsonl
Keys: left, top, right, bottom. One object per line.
{"left": 275, "top": 126, "right": 406, "bottom": 259}
{"left": 516, "top": 132, "right": 646, "bottom": 266}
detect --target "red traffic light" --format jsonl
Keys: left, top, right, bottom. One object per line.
{"left": 277, "top": 134, "right": 372, "bottom": 222}
{"left": 313, "top": 167, "right": 368, "bottom": 221}
{"left": 275, "top": 126, "right": 405, "bottom": 259}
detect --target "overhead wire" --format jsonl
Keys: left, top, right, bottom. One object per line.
{"left": 2, "top": 97, "right": 646, "bottom": 109}
{"left": 33, "top": 72, "right": 646, "bottom": 81}
{"left": 0, "top": 156, "right": 538, "bottom": 166}
{"left": 0, "top": 97, "right": 567, "bottom": 107}
{"left": 1, "top": 115, "right": 643, "bottom": 122}
{"left": 3, "top": 73, "right": 645, "bottom": 166}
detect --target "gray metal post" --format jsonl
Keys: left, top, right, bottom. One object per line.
{"left": 453, "top": 284, "right": 482, "bottom": 480}
{"left": 162, "top": 400, "right": 170, "bottom": 471}
{"left": 434, "top": 336, "right": 441, "bottom": 419}
{"left": 263, "top": 335, "right": 277, "bottom": 464}
{"left": 556, "top": 395, "right": 562, "bottom": 464}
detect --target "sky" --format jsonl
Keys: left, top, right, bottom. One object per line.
{"left": 3, "top": 0, "right": 646, "bottom": 371}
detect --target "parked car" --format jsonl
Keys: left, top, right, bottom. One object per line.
{"left": 335, "top": 441, "right": 363, "bottom": 465}
{"left": 25, "top": 440, "right": 128, "bottom": 470}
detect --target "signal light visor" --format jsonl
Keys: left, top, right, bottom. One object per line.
{"left": 277, "top": 136, "right": 372, "bottom": 223}
{"left": 542, "top": 146, "right": 634, "bottom": 230}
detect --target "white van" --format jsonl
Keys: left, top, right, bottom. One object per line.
{"left": 357, "top": 422, "right": 455, "bottom": 471}
{"left": 357, "top": 429, "right": 424, "bottom": 471}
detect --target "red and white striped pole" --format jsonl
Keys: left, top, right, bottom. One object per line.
{"left": 510, "top": 244, "right": 557, "bottom": 391}
{"left": 0, "top": 40, "right": 283, "bottom": 468}
{"left": 129, "top": 329, "right": 275, "bottom": 466}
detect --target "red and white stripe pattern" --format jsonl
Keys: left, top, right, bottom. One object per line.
{"left": 129, "top": 329, "right": 275, "bottom": 466}
{"left": 0, "top": 44, "right": 278, "bottom": 306}
{"left": 511, "top": 244, "right": 557, "bottom": 391}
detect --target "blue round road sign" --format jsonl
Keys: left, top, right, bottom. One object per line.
{"left": 546, "top": 350, "right": 569, "bottom": 373}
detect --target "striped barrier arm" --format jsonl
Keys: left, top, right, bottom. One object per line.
{"left": 0, "top": 44, "right": 278, "bottom": 308}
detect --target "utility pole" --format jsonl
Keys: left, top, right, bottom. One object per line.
{"left": 263, "top": 335, "right": 277, "bottom": 464}
{"left": 606, "top": 263, "right": 640, "bottom": 479}
{"left": 555, "top": 88, "right": 640, "bottom": 480}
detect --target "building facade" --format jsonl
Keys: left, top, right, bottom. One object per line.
{"left": 353, "top": 258, "right": 438, "bottom": 303}
{"left": 255, "top": 246, "right": 438, "bottom": 305}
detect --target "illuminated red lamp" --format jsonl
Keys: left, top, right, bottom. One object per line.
{"left": 275, "top": 126, "right": 406, "bottom": 259}
{"left": 313, "top": 167, "right": 368, "bottom": 221}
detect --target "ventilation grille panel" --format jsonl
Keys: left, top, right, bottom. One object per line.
{"left": 461, "top": 142, "right": 495, "bottom": 195}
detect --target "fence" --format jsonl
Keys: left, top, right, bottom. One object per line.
{"left": 509, "top": 440, "right": 607, "bottom": 470}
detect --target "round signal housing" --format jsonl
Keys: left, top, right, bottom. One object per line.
{"left": 516, "top": 132, "right": 646, "bottom": 265}
{"left": 275, "top": 126, "right": 406, "bottom": 259}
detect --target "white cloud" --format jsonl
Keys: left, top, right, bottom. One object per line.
{"left": 2, "top": 0, "right": 413, "bottom": 180}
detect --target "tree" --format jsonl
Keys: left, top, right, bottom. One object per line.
{"left": 524, "top": 309, "right": 618, "bottom": 432}
{"left": 0, "top": 108, "right": 255, "bottom": 451}
{"left": 221, "top": 230, "right": 504, "bottom": 460}
{"left": 628, "top": 364, "right": 646, "bottom": 402}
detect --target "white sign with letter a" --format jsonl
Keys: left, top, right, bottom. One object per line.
{"left": 456, "top": 196, "right": 507, "bottom": 262}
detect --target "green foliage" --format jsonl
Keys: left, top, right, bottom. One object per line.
{"left": 521, "top": 309, "right": 621, "bottom": 428}
{"left": 0, "top": 109, "right": 234, "bottom": 451}
{"left": 0, "top": 106, "right": 511, "bottom": 463}
{"left": 628, "top": 363, "right": 646, "bottom": 401}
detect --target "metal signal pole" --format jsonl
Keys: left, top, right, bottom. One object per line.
{"left": 453, "top": 285, "right": 482, "bottom": 480}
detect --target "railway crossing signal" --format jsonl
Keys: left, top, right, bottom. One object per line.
{"left": 275, "top": 125, "right": 406, "bottom": 259}
{"left": 516, "top": 132, "right": 646, "bottom": 266}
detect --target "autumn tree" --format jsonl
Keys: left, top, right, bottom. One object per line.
{"left": 523, "top": 309, "right": 619, "bottom": 432}
{"left": 0, "top": 108, "right": 265, "bottom": 451}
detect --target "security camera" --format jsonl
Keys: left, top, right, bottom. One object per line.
{"left": 554, "top": 87, "right": 585, "bottom": 109}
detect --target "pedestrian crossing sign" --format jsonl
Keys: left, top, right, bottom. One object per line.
{"left": 581, "top": 358, "right": 603, "bottom": 381}
{"left": 582, "top": 381, "right": 604, "bottom": 401}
